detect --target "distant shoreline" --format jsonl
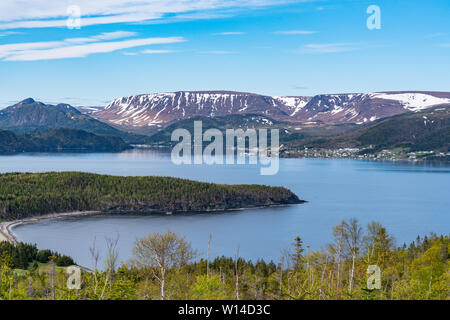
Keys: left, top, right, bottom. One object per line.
{"left": 0, "top": 211, "right": 101, "bottom": 244}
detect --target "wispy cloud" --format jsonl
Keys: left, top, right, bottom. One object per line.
{"left": 273, "top": 30, "right": 317, "bottom": 35}
{"left": 0, "top": 13, "right": 163, "bottom": 30}
{"left": 0, "top": 31, "right": 21, "bottom": 37}
{"left": 137, "top": 11, "right": 234, "bottom": 26}
{"left": 123, "top": 49, "right": 176, "bottom": 56}
{"left": 0, "top": 0, "right": 302, "bottom": 30}
{"left": 63, "top": 31, "right": 137, "bottom": 44}
{"left": 426, "top": 32, "right": 445, "bottom": 38}
{"left": 213, "top": 31, "right": 245, "bottom": 36}
{"left": 0, "top": 31, "right": 185, "bottom": 61}
{"left": 0, "top": 31, "right": 136, "bottom": 59}
{"left": 295, "top": 43, "right": 358, "bottom": 54}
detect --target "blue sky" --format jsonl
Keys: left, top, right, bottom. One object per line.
{"left": 0, "top": 0, "right": 449, "bottom": 107}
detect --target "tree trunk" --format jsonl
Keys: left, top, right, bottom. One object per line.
{"left": 234, "top": 246, "right": 240, "bottom": 300}
{"left": 349, "top": 253, "right": 356, "bottom": 292}
{"left": 161, "top": 268, "right": 166, "bottom": 300}
{"left": 207, "top": 233, "right": 212, "bottom": 278}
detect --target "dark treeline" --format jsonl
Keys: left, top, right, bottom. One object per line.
{"left": 0, "top": 128, "right": 130, "bottom": 154}
{"left": 0, "top": 242, "right": 74, "bottom": 270}
{"left": 0, "top": 172, "right": 302, "bottom": 220}
{"left": 0, "top": 219, "right": 447, "bottom": 300}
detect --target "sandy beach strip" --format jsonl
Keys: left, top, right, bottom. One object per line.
{"left": 0, "top": 211, "right": 101, "bottom": 244}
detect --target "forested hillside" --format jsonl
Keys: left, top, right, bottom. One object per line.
{"left": 0, "top": 221, "right": 447, "bottom": 300}
{"left": 0, "top": 172, "right": 303, "bottom": 220}
{"left": 0, "top": 128, "right": 130, "bottom": 153}
{"left": 286, "top": 105, "right": 450, "bottom": 154}
{"left": 145, "top": 114, "right": 357, "bottom": 148}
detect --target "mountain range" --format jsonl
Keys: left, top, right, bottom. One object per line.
{"left": 90, "top": 91, "right": 450, "bottom": 127}
{"left": 0, "top": 91, "right": 449, "bottom": 157}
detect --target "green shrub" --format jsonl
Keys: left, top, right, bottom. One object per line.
{"left": 36, "top": 249, "right": 53, "bottom": 263}
{"left": 55, "top": 255, "right": 75, "bottom": 267}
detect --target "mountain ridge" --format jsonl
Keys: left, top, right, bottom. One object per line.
{"left": 91, "top": 90, "right": 450, "bottom": 127}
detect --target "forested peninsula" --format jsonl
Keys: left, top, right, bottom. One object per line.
{"left": 0, "top": 172, "right": 303, "bottom": 220}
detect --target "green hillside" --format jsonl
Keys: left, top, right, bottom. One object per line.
{"left": 0, "top": 128, "right": 131, "bottom": 153}
{"left": 286, "top": 105, "right": 450, "bottom": 154}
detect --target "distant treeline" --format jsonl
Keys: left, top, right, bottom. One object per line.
{"left": 0, "top": 128, "right": 130, "bottom": 154}
{"left": 0, "top": 172, "right": 302, "bottom": 220}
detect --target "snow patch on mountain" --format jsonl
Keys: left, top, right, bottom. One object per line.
{"left": 274, "top": 96, "right": 310, "bottom": 116}
{"left": 370, "top": 93, "right": 450, "bottom": 111}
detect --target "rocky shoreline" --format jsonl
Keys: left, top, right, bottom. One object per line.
{"left": 0, "top": 200, "right": 306, "bottom": 244}
{"left": 0, "top": 211, "right": 101, "bottom": 244}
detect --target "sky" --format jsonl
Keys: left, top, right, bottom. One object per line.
{"left": 0, "top": 0, "right": 449, "bottom": 107}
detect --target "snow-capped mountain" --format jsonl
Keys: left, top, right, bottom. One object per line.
{"left": 278, "top": 92, "right": 450, "bottom": 124}
{"left": 94, "top": 91, "right": 289, "bottom": 126}
{"left": 91, "top": 91, "right": 450, "bottom": 126}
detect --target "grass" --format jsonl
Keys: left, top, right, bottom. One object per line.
{"left": 13, "top": 261, "right": 70, "bottom": 277}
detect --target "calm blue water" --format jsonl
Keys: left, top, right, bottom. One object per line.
{"left": 1, "top": 150, "right": 449, "bottom": 268}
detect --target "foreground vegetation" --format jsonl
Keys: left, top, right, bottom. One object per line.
{"left": 0, "top": 219, "right": 447, "bottom": 300}
{"left": 0, "top": 172, "right": 302, "bottom": 220}
{"left": 0, "top": 241, "right": 74, "bottom": 271}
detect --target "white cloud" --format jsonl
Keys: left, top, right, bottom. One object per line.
{"left": 0, "top": 31, "right": 185, "bottom": 61}
{"left": 295, "top": 43, "right": 358, "bottom": 54}
{"left": 274, "top": 30, "right": 317, "bottom": 35}
{"left": 0, "top": 13, "right": 163, "bottom": 30}
{"left": 0, "top": 41, "right": 63, "bottom": 59}
{"left": 0, "top": 0, "right": 304, "bottom": 30}
{"left": 0, "top": 31, "right": 136, "bottom": 59}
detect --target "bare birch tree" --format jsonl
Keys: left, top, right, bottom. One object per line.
{"left": 343, "top": 218, "right": 362, "bottom": 293}
{"left": 131, "top": 230, "right": 194, "bottom": 300}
